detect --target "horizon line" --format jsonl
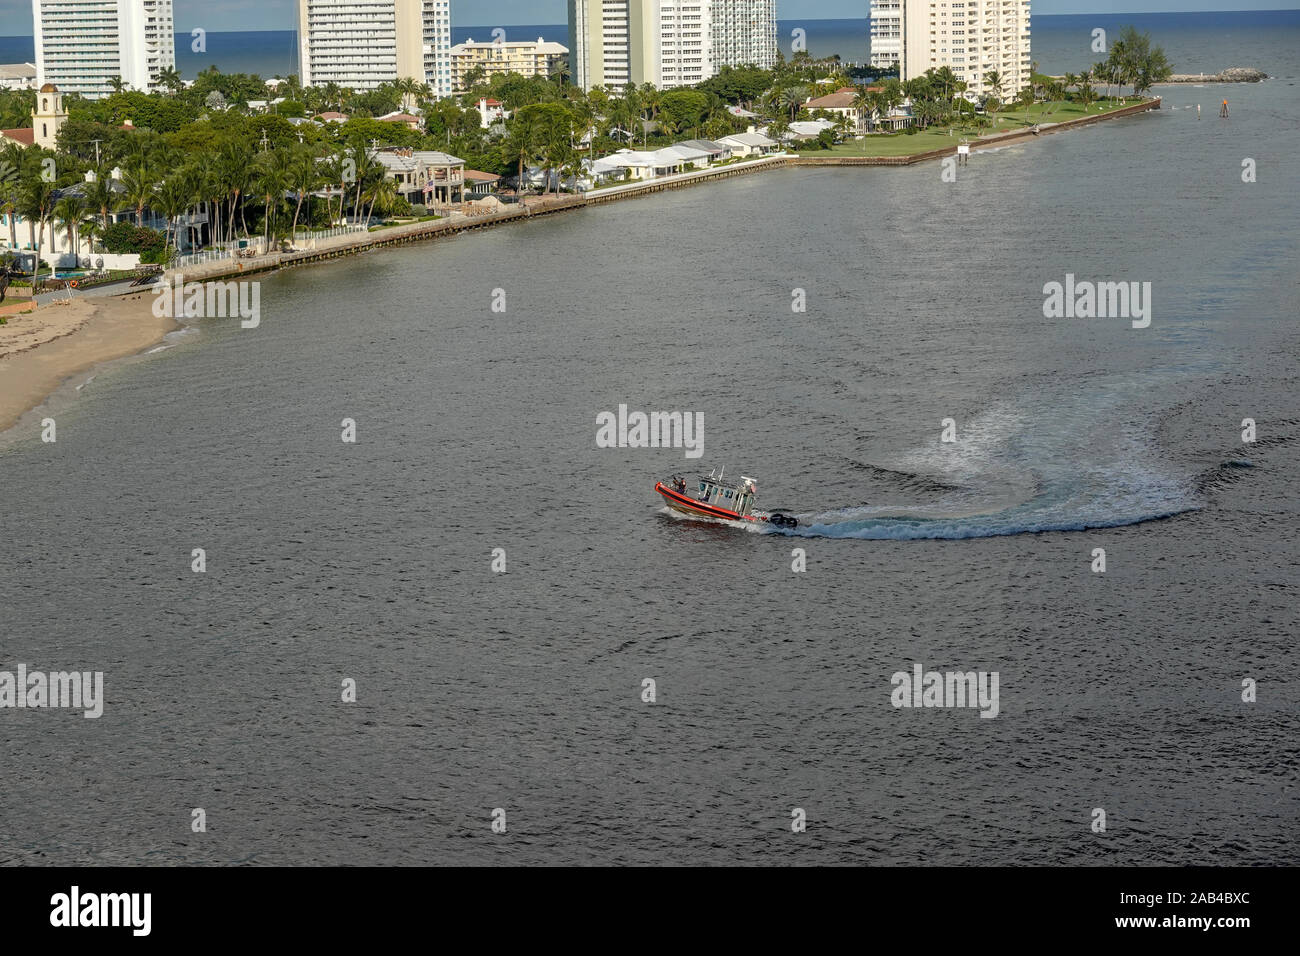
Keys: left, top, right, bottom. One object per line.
{"left": 1, "top": 8, "right": 1297, "bottom": 40}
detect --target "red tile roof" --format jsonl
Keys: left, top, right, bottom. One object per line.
{"left": 464, "top": 169, "right": 501, "bottom": 182}
{"left": 1, "top": 127, "right": 34, "bottom": 146}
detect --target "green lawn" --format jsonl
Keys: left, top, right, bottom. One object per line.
{"left": 800, "top": 98, "right": 1146, "bottom": 159}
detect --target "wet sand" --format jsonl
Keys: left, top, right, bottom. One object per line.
{"left": 0, "top": 292, "right": 177, "bottom": 434}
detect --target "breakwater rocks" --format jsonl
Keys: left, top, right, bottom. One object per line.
{"left": 1162, "top": 68, "right": 1268, "bottom": 83}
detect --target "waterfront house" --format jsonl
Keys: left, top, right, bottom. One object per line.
{"left": 779, "top": 119, "right": 840, "bottom": 144}
{"left": 804, "top": 88, "right": 864, "bottom": 133}
{"left": 716, "top": 129, "right": 779, "bottom": 157}
{"left": 369, "top": 148, "right": 466, "bottom": 206}
{"left": 464, "top": 169, "right": 501, "bottom": 197}
{"left": 658, "top": 144, "right": 712, "bottom": 170}
{"left": 871, "top": 101, "right": 916, "bottom": 131}
{"left": 676, "top": 139, "right": 732, "bottom": 163}
{"left": 3, "top": 170, "right": 149, "bottom": 271}
{"left": 582, "top": 157, "right": 627, "bottom": 187}
{"left": 602, "top": 149, "right": 690, "bottom": 180}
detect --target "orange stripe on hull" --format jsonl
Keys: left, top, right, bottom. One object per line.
{"left": 655, "top": 483, "right": 756, "bottom": 522}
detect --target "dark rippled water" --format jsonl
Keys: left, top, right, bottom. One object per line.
{"left": 3, "top": 35, "right": 1300, "bottom": 866}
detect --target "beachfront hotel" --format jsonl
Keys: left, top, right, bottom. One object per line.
{"left": 30, "top": 0, "right": 176, "bottom": 98}
{"left": 298, "top": 0, "right": 452, "bottom": 96}
{"left": 572, "top": 0, "right": 773, "bottom": 91}
{"left": 894, "top": 0, "right": 1032, "bottom": 99}
{"left": 449, "top": 37, "right": 570, "bottom": 94}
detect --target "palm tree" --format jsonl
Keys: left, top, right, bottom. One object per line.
{"left": 154, "top": 175, "right": 191, "bottom": 259}
{"left": 983, "top": 70, "right": 1004, "bottom": 115}
{"left": 394, "top": 77, "right": 420, "bottom": 113}
{"left": 506, "top": 114, "right": 541, "bottom": 197}
{"left": 0, "top": 150, "right": 20, "bottom": 249}
{"left": 322, "top": 152, "right": 349, "bottom": 226}
{"left": 851, "top": 88, "right": 874, "bottom": 134}
{"left": 121, "top": 161, "right": 158, "bottom": 226}
{"left": 18, "top": 175, "right": 56, "bottom": 284}
{"left": 218, "top": 141, "right": 252, "bottom": 239}
{"left": 156, "top": 66, "right": 183, "bottom": 94}
{"left": 639, "top": 83, "right": 661, "bottom": 124}
{"left": 79, "top": 216, "right": 102, "bottom": 259}
{"left": 1077, "top": 70, "right": 1097, "bottom": 111}
{"left": 53, "top": 193, "right": 88, "bottom": 261}
{"left": 83, "top": 169, "right": 118, "bottom": 231}
{"left": 1107, "top": 39, "right": 1130, "bottom": 100}
{"left": 253, "top": 148, "right": 292, "bottom": 246}
{"left": 1092, "top": 61, "right": 1111, "bottom": 101}
{"left": 364, "top": 175, "right": 399, "bottom": 224}
{"left": 288, "top": 145, "right": 322, "bottom": 238}
{"left": 1062, "top": 72, "right": 1078, "bottom": 103}
{"left": 108, "top": 75, "right": 127, "bottom": 95}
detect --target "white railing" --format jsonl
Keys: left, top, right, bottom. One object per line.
{"left": 292, "top": 225, "right": 368, "bottom": 241}
{"left": 171, "top": 248, "right": 234, "bottom": 268}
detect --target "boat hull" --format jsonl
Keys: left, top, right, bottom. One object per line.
{"left": 654, "top": 482, "right": 753, "bottom": 522}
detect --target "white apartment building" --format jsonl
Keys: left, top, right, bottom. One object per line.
{"left": 900, "top": 0, "right": 1032, "bottom": 99}
{"left": 422, "top": 0, "right": 452, "bottom": 99}
{"left": 569, "top": 0, "right": 715, "bottom": 92}
{"left": 570, "top": 0, "right": 633, "bottom": 91}
{"left": 868, "top": 0, "right": 902, "bottom": 71}
{"left": 449, "top": 38, "right": 569, "bottom": 94}
{"left": 31, "top": 0, "right": 176, "bottom": 98}
{"left": 298, "top": 0, "right": 452, "bottom": 96}
{"left": 652, "top": 0, "right": 712, "bottom": 89}
{"left": 711, "top": 0, "right": 776, "bottom": 71}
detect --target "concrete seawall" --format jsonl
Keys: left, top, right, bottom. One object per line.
{"left": 168, "top": 98, "right": 1160, "bottom": 285}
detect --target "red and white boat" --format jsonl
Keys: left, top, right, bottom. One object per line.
{"left": 654, "top": 468, "right": 799, "bottom": 528}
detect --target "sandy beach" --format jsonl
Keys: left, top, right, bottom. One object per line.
{"left": 0, "top": 292, "right": 178, "bottom": 434}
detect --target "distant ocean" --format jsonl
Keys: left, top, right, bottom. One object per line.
{"left": 2, "top": 12, "right": 1297, "bottom": 80}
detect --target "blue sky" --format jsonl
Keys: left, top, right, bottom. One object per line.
{"left": 1, "top": 1, "right": 1296, "bottom": 34}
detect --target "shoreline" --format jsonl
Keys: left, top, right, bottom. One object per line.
{"left": 1, "top": 97, "right": 1159, "bottom": 436}
{"left": 173, "top": 98, "right": 1161, "bottom": 286}
{"left": 0, "top": 293, "right": 178, "bottom": 437}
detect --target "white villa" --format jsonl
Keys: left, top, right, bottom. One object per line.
{"left": 2, "top": 168, "right": 156, "bottom": 271}
{"left": 716, "top": 130, "right": 779, "bottom": 157}
{"left": 369, "top": 147, "right": 466, "bottom": 206}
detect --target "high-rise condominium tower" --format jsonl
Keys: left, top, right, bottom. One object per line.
{"left": 867, "top": 0, "right": 902, "bottom": 71}
{"left": 32, "top": 0, "right": 176, "bottom": 98}
{"left": 712, "top": 0, "right": 777, "bottom": 71}
{"left": 570, "top": 0, "right": 774, "bottom": 91}
{"left": 299, "top": 0, "right": 452, "bottom": 96}
{"left": 897, "top": 0, "right": 1032, "bottom": 99}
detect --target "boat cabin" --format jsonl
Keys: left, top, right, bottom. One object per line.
{"left": 692, "top": 469, "right": 757, "bottom": 516}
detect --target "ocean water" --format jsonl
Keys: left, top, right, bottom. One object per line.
{"left": 1, "top": 13, "right": 1298, "bottom": 866}
{"left": 3, "top": 11, "right": 1296, "bottom": 79}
